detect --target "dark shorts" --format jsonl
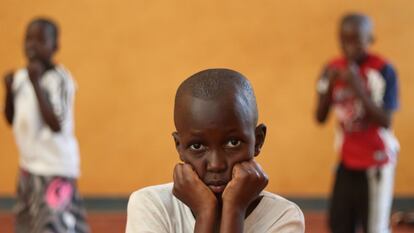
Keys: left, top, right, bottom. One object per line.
{"left": 329, "top": 163, "right": 395, "bottom": 233}
{"left": 14, "top": 169, "right": 90, "bottom": 233}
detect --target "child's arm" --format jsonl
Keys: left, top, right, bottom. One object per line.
{"left": 220, "top": 160, "right": 268, "bottom": 233}
{"left": 3, "top": 71, "right": 15, "bottom": 125}
{"left": 173, "top": 163, "right": 218, "bottom": 233}
{"left": 343, "top": 63, "right": 393, "bottom": 128}
{"left": 28, "top": 60, "right": 61, "bottom": 132}
{"left": 315, "top": 67, "right": 337, "bottom": 124}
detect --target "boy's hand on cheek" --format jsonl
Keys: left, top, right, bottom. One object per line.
{"left": 222, "top": 160, "right": 268, "bottom": 211}
{"left": 172, "top": 163, "right": 217, "bottom": 218}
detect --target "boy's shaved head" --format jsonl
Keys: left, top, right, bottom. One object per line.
{"left": 341, "top": 13, "right": 373, "bottom": 35}
{"left": 28, "top": 17, "right": 59, "bottom": 46}
{"left": 174, "top": 69, "right": 258, "bottom": 126}
{"left": 339, "top": 13, "right": 374, "bottom": 61}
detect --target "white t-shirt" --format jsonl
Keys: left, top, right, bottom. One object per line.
{"left": 126, "top": 183, "right": 305, "bottom": 233}
{"left": 12, "top": 65, "right": 80, "bottom": 178}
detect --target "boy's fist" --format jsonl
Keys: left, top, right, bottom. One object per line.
{"left": 27, "top": 60, "right": 46, "bottom": 83}
{"left": 326, "top": 67, "right": 339, "bottom": 81}
{"left": 172, "top": 163, "right": 217, "bottom": 217}
{"left": 222, "top": 160, "right": 268, "bottom": 211}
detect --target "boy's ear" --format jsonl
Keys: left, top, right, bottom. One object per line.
{"left": 254, "top": 123, "right": 267, "bottom": 157}
{"left": 53, "top": 40, "right": 59, "bottom": 53}
{"left": 172, "top": 132, "right": 180, "bottom": 149}
{"left": 172, "top": 132, "right": 184, "bottom": 161}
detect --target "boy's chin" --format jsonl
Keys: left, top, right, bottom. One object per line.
{"left": 344, "top": 51, "right": 368, "bottom": 63}
{"left": 214, "top": 192, "right": 223, "bottom": 200}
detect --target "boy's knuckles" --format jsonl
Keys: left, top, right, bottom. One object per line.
{"left": 172, "top": 188, "right": 182, "bottom": 198}
{"left": 252, "top": 170, "right": 261, "bottom": 180}
{"left": 237, "top": 170, "right": 249, "bottom": 179}
{"left": 173, "top": 164, "right": 182, "bottom": 172}
{"left": 183, "top": 176, "right": 193, "bottom": 183}
{"left": 233, "top": 163, "right": 242, "bottom": 171}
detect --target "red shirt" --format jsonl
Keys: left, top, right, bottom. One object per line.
{"left": 327, "top": 54, "right": 399, "bottom": 169}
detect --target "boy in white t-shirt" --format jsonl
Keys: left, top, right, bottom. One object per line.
{"left": 126, "top": 69, "right": 305, "bottom": 233}
{"left": 3, "top": 18, "right": 89, "bottom": 233}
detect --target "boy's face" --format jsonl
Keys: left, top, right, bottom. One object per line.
{"left": 339, "top": 22, "right": 372, "bottom": 62}
{"left": 25, "top": 23, "right": 56, "bottom": 64}
{"left": 173, "top": 93, "right": 264, "bottom": 196}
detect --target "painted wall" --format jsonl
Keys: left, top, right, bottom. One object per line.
{"left": 0, "top": 0, "right": 413, "bottom": 196}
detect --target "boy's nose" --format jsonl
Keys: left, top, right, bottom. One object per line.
{"left": 206, "top": 150, "right": 227, "bottom": 173}
{"left": 25, "top": 41, "right": 36, "bottom": 53}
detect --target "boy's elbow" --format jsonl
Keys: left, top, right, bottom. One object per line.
{"left": 374, "top": 110, "right": 392, "bottom": 129}
{"left": 4, "top": 111, "right": 13, "bottom": 126}
{"left": 6, "top": 117, "right": 13, "bottom": 126}
{"left": 380, "top": 118, "right": 391, "bottom": 129}
{"left": 5, "top": 117, "right": 13, "bottom": 126}
{"left": 315, "top": 103, "right": 331, "bottom": 125}
{"left": 48, "top": 121, "right": 62, "bottom": 132}
{"left": 51, "top": 125, "right": 61, "bottom": 133}
{"left": 44, "top": 113, "right": 62, "bottom": 132}
{"left": 315, "top": 112, "right": 327, "bottom": 124}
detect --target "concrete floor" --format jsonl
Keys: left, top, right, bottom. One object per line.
{"left": 1, "top": 212, "right": 413, "bottom": 233}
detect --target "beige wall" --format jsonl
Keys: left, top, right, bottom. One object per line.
{"left": 0, "top": 0, "right": 413, "bottom": 196}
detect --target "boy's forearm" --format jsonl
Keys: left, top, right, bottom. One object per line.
{"left": 315, "top": 92, "right": 332, "bottom": 124}
{"left": 351, "top": 81, "right": 391, "bottom": 128}
{"left": 219, "top": 204, "right": 245, "bottom": 233}
{"left": 4, "top": 88, "right": 15, "bottom": 125}
{"left": 315, "top": 68, "right": 336, "bottom": 124}
{"left": 31, "top": 81, "right": 61, "bottom": 132}
{"left": 315, "top": 75, "right": 334, "bottom": 124}
{"left": 194, "top": 206, "right": 217, "bottom": 233}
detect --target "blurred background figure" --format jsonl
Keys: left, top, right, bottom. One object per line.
{"left": 315, "top": 13, "right": 399, "bottom": 233}
{"left": 3, "top": 18, "right": 89, "bottom": 233}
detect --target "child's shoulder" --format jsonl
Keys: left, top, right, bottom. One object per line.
{"left": 44, "top": 64, "right": 73, "bottom": 80}
{"left": 325, "top": 56, "right": 347, "bottom": 68}
{"left": 365, "top": 53, "right": 393, "bottom": 70}
{"left": 11, "top": 68, "right": 29, "bottom": 90}
{"left": 245, "top": 191, "right": 304, "bottom": 231}
{"left": 128, "top": 183, "right": 175, "bottom": 208}
{"left": 260, "top": 191, "right": 304, "bottom": 219}
{"left": 262, "top": 191, "right": 302, "bottom": 210}
{"left": 53, "top": 64, "right": 72, "bottom": 77}
{"left": 131, "top": 183, "right": 173, "bottom": 197}
{"left": 42, "top": 64, "right": 76, "bottom": 89}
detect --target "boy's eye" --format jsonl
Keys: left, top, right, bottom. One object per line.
{"left": 189, "top": 143, "right": 205, "bottom": 151}
{"left": 225, "top": 139, "right": 241, "bottom": 148}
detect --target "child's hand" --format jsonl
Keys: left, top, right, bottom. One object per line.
{"left": 172, "top": 163, "right": 217, "bottom": 218}
{"left": 4, "top": 71, "right": 14, "bottom": 91}
{"left": 342, "top": 63, "right": 364, "bottom": 90}
{"left": 317, "top": 67, "right": 338, "bottom": 95}
{"left": 325, "top": 67, "right": 339, "bottom": 82}
{"left": 222, "top": 160, "right": 268, "bottom": 211}
{"left": 27, "top": 60, "right": 45, "bottom": 83}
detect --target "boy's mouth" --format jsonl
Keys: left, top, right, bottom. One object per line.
{"left": 206, "top": 181, "right": 228, "bottom": 194}
{"left": 208, "top": 184, "right": 226, "bottom": 193}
